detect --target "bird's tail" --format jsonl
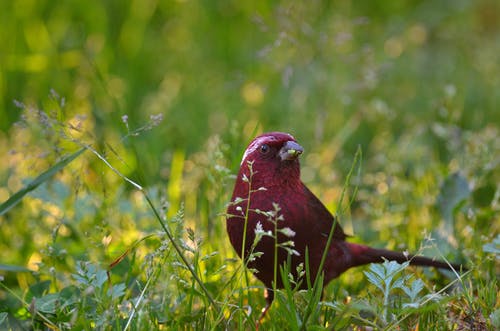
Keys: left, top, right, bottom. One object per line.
{"left": 346, "top": 242, "right": 466, "bottom": 272}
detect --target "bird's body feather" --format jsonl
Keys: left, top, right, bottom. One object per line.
{"left": 226, "top": 132, "right": 465, "bottom": 318}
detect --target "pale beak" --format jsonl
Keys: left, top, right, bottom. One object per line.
{"left": 279, "top": 141, "right": 304, "bottom": 161}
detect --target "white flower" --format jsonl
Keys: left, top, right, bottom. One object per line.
{"left": 280, "top": 227, "right": 296, "bottom": 238}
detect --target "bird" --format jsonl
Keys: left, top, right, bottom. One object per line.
{"left": 226, "top": 131, "right": 466, "bottom": 322}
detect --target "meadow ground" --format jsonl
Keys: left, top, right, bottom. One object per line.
{"left": 0, "top": 1, "right": 498, "bottom": 330}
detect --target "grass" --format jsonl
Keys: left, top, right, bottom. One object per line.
{"left": 1, "top": 1, "right": 499, "bottom": 330}
{"left": 0, "top": 104, "right": 497, "bottom": 330}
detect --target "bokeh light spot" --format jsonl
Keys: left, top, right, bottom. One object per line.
{"left": 407, "top": 24, "right": 427, "bottom": 45}
{"left": 241, "top": 82, "right": 264, "bottom": 107}
{"left": 384, "top": 37, "right": 404, "bottom": 58}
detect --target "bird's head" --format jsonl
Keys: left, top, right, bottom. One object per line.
{"left": 238, "top": 132, "right": 304, "bottom": 187}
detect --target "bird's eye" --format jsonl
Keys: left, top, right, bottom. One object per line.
{"left": 259, "top": 144, "right": 270, "bottom": 154}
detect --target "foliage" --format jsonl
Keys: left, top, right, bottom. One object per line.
{"left": 1, "top": 0, "right": 499, "bottom": 330}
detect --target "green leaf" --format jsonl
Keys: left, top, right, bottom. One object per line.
{"left": 35, "top": 293, "right": 59, "bottom": 314}
{"left": 0, "top": 264, "right": 31, "bottom": 272}
{"left": 27, "top": 280, "right": 52, "bottom": 300}
{"left": 58, "top": 285, "right": 80, "bottom": 309}
{"left": 483, "top": 235, "right": 500, "bottom": 257}
{"left": 364, "top": 270, "right": 384, "bottom": 292}
{"left": 436, "top": 172, "right": 470, "bottom": 226}
{"left": 403, "top": 278, "right": 425, "bottom": 302}
{"left": 109, "top": 283, "right": 126, "bottom": 299}
{"left": 0, "top": 147, "right": 86, "bottom": 216}
{"left": 490, "top": 308, "right": 500, "bottom": 329}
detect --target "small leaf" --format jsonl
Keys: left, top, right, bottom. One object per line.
{"left": 364, "top": 270, "right": 384, "bottom": 292}
{"left": 0, "top": 312, "right": 7, "bottom": 325}
{"left": 35, "top": 293, "right": 59, "bottom": 314}
{"left": 369, "top": 263, "right": 386, "bottom": 279}
{"left": 436, "top": 173, "right": 470, "bottom": 229}
{"left": 402, "top": 278, "right": 425, "bottom": 301}
{"left": 0, "top": 264, "right": 31, "bottom": 273}
{"left": 490, "top": 308, "right": 500, "bottom": 329}
{"left": 108, "top": 283, "right": 126, "bottom": 299}
{"left": 94, "top": 269, "right": 108, "bottom": 289}
{"left": 402, "top": 302, "right": 421, "bottom": 309}
{"left": 483, "top": 235, "right": 500, "bottom": 257}
{"left": 392, "top": 277, "right": 405, "bottom": 290}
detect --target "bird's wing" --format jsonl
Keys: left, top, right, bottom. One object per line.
{"left": 303, "top": 185, "right": 348, "bottom": 241}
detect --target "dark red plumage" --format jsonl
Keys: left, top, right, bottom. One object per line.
{"left": 226, "top": 132, "right": 465, "bottom": 319}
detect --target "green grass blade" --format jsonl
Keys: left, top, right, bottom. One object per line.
{"left": 0, "top": 264, "right": 31, "bottom": 272}
{"left": 0, "top": 147, "right": 86, "bottom": 216}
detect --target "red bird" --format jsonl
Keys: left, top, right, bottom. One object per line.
{"left": 226, "top": 132, "right": 465, "bottom": 318}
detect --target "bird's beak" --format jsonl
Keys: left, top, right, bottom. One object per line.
{"left": 279, "top": 141, "right": 304, "bottom": 161}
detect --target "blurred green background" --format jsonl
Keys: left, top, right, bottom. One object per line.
{"left": 1, "top": 0, "right": 499, "bottom": 275}
{"left": 0, "top": 0, "right": 499, "bottom": 328}
{"left": 2, "top": 0, "right": 498, "bottom": 156}
{"left": 2, "top": 0, "right": 499, "bottom": 260}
